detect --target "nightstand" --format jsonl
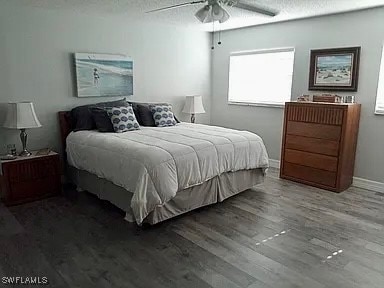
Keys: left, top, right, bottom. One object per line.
{"left": 0, "top": 151, "right": 61, "bottom": 206}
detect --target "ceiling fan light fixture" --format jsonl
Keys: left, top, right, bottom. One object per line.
{"left": 218, "top": 7, "right": 230, "bottom": 23}
{"left": 212, "top": 2, "right": 224, "bottom": 15}
{"left": 211, "top": 2, "right": 230, "bottom": 23}
{"left": 195, "top": 5, "right": 211, "bottom": 23}
{"left": 146, "top": 0, "right": 277, "bottom": 24}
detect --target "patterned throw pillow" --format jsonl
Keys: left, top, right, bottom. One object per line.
{"left": 106, "top": 106, "right": 140, "bottom": 133}
{"left": 149, "top": 104, "right": 177, "bottom": 127}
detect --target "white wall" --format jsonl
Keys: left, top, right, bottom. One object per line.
{"left": 211, "top": 8, "right": 384, "bottom": 182}
{"left": 0, "top": 4, "right": 211, "bottom": 155}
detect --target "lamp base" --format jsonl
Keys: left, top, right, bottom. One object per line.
{"left": 19, "top": 129, "right": 32, "bottom": 157}
{"left": 19, "top": 149, "right": 32, "bottom": 157}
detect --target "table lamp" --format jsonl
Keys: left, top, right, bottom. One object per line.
{"left": 182, "top": 95, "right": 206, "bottom": 123}
{"left": 3, "top": 102, "right": 42, "bottom": 156}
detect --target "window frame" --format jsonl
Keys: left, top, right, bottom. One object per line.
{"left": 375, "top": 45, "right": 384, "bottom": 115}
{"left": 227, "top": 47, "right": 296, "bottom": 108}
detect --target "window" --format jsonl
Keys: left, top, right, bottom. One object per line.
{"left": 228, "top": 48, "right": 295, "bottom": 106}
{"left": 375, "top": 46, "right": 384, "bottom": 115}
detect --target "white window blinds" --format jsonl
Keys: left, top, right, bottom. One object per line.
{"left": 228, "top": 48, "right": 295, "bottom": 106}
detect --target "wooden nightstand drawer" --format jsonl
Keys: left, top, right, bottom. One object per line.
{"left": 0, "top": 151, "right": 61, "bottom": 206}
{"left": 8, "top": 177, "right": 61, "bottom": 205}
{"left": 6, "top": 156, "right": 60, "bottom": 183}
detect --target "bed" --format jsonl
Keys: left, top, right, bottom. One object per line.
{"left": 59, "top": 111, "right": 269, "bottom": 225}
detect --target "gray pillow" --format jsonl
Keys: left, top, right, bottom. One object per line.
{"left": 90, "top": 108, "right": 114, "bottom": 132}
{"left": 137, "top": 103, "right": 158, "bottom": 126}
{"left": 71, "top": 98, "right": 128, "bottom": 131}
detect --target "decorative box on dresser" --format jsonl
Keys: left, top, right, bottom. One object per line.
{"left": 280, "top": 102, "right": 361, "bottom": 192}
{"left": 0, "top": 151, "right": 61, "bottom": 206}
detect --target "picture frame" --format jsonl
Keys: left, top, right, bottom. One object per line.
{"left": 308, "top": 47, "right": 361, "bottom": 91}
{"left": 74, "top": 53, "right": 133, "bottom": 97}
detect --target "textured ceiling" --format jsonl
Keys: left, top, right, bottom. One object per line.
{"left": 2, "top": 0, "right": 384, "bottom": 31}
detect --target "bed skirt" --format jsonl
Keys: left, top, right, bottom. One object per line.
{"left": 67, "top": 166, "right": 265, "bottom": 225}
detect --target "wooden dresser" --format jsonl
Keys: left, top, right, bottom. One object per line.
{"left": 280, "top": 102, "right": 361, "bottom": 192}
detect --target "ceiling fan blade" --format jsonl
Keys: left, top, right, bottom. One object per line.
{"left": 146, "top": 1, "right": 206, "bottom": 13}
{"left": 233, "top": 1, "right": 277, "bottom": 17}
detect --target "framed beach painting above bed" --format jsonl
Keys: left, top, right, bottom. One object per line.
{"left": 308, "top": 47, "right": 360, "bottom": 91}
{"left": 74, "top": 53, "right": 133, "bottom": 97}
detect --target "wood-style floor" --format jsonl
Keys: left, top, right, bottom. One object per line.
{"left": 1, "top": 169, "right": 384, "bottom": 288}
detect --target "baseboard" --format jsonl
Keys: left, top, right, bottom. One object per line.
{"left": 269, "top": 159, "right": 281, "bottom": 169}
{"left": 268, "top": 159, "right": 384, "bottom": 192}
{"left": 352, "top": 177, "right": 384, "bottom": 193}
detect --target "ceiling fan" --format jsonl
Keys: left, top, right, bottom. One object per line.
{"left": 146, "top": 0, "right": 277, "bottom": 24}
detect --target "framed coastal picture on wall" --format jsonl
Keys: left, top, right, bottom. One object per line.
{"left": 74, "top": 53, "right": 133, "bottom": 97}
{"left": 308, "top": 47, "right": 360, "bottom": 91}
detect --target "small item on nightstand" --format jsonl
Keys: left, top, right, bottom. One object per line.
{"left": 6, "top": 144, "right": 17, "bottom": 156}
{"left": 313, "top": 94, "right": 342, "bottom": 103}
{"left": 0, "top": 154, "right": 17, "bottom": 161}
{"left": 297, "top": 94, "right": 310, "bottom": 102}
{"left": 36, "top": 148, "right": 51, "bottom": 156}
{"left": 343, "top": 95, "right": 355, "bottom": 103}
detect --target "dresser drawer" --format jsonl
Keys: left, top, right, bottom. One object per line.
{"left": 285, "top": 135, "right": 339, "bottom": 157}
{"left": 283, "top": 162, "right": 337, "bottom": 188}
{"left": 285, "top": 149, "right": 338, "bottom": 172}
{"left": 286, "top": 103, "right": 344, "bottom": 125}
{"left": 286, "top": 121, "right": 342, "bottom": 140}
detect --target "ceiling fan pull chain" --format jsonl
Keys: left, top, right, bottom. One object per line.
{"left": 211, "top": 21, "right": 215, "bottom": 50}
{"left": 218, "top": 25, "right": 222, "bottom": 45}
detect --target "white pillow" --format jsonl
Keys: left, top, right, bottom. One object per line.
{"left": 106, "top": 106, "right": 140, "bottom": 133}
{"left": 149, "top": 104, "right": 177, "bottom": 127}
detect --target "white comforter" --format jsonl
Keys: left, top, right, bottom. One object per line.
{"left": 66, "top": 123, "right": 269, "bottom": 224}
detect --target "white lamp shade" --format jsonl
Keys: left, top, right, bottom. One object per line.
{"left": 182, "top": 96, "right": 206, "bottom": 114}
{"left": 3, "top": 102, "right": 42, "bottom": 129}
